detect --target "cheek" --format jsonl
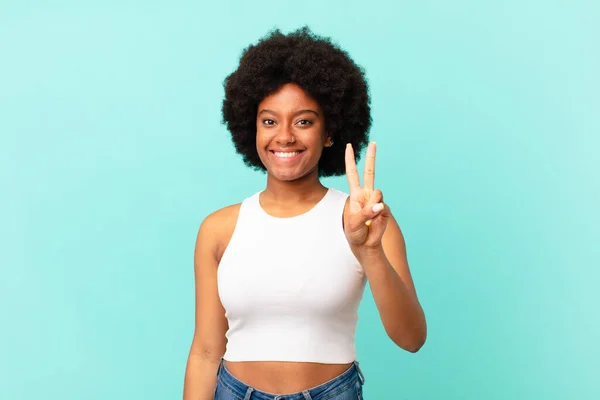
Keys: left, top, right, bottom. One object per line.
{"left": 255, "top": 129, "right": 269, "bottom": 149}
{"left": 255, "top": 130, "right": 273, "bottom": 166}
{"left": 310, "top": 136, "right": 327, "bottom": 155}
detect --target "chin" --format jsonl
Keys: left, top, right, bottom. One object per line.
{"left": 269, "top": 167, "right": 316, "bottom": 182}
{"left": 271, "top": 171, "right": 303, "bottom": 182}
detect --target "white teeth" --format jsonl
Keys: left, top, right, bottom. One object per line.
{"left": 274, "top": 151, "right": 301, "bottom": 158}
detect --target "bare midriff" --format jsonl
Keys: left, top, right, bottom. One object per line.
{"left": 223, "top": 361, "right": 353, "bottom": 394}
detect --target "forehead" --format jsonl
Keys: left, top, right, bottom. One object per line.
{"left": 258, "top": 83, "right": 321, "bottom": 112}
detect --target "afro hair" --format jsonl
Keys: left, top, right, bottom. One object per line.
{"left": 221, "top": 26, "right": 372, "bottom": 177}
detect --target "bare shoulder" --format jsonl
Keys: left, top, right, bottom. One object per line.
{"left": 196, "top": 203, "right": 242, "bottom": 262}
{"left": 202, "top": 203, "right": 241, "bottom": 231}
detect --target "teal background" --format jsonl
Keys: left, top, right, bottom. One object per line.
{"left": 1, "top": 1, "right": 598, "bottom": 399}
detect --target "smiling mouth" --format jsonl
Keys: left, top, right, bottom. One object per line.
{"left": 270, "top": 150, "right": 305, "bottom": 159}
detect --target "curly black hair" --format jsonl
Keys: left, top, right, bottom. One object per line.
{"left": 221, "top": 26, "right": 372, "bottom": 177}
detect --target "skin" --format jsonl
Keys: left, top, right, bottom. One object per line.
{"left": 183, "top": 83, "right": 427, "bottom": 398}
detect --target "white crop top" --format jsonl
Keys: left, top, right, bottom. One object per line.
{"left": 217, "top": 188, "right": 367, "bottom": 364}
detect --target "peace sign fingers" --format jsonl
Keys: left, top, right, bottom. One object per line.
{"left": 345, "top": 142, "right": 377, "bottom": 194}
{"left": 343, "top": 141, "right": 389, "bottom": 249}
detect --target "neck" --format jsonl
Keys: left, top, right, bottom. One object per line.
{"left": 263, "top": 170, "right": 327, "bottom": 202}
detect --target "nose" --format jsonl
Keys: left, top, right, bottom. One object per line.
{"left": 275, "top": 125, "right": 295, "bottom": 145}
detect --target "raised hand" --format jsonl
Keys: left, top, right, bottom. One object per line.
{"left": 344, "top": 142, "right": 391, "bottom": 250}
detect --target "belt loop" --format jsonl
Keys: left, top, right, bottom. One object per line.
{"left": 354, "top": 361, "right": 365, "bottom": 384}
{"left": 302, "top": 389, "right": 313, "bottom": 400}
{"left": 216, "top": 358, "right": 224, "bottom": 377}
{"left": 243, "top": 387, "right": 254, "bottom": 400}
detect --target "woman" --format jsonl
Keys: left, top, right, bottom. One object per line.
{"left": 183, "top": 27, "right": 427, "bottom": 399}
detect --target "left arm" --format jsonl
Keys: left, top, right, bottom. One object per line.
{"left": 354, "top": 215, "right": 427, "bottom": 353}
{"left": 344, "top": 141, "right": 427, "bottom": 353}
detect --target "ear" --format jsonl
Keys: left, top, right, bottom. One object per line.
{"left": 324, "top": 135, "right": 334, "bottom": 147}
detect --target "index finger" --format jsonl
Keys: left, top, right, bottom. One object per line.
{"left": 363, "top": 142, "right": 376, "bottom": 191}
{"left": 345, "top": 143, "right": 361, "bottom": 193}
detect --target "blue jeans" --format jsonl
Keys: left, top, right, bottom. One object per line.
{"left": 214, "top": 359, "right": 366, "bottom": 399}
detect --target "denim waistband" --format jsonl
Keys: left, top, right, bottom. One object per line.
{"left": 216, "top": 359, "right": 365, "bottom": 400}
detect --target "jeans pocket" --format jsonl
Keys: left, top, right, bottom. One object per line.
{"left": 213, "top": 380, "right": 239, "bottom": 400}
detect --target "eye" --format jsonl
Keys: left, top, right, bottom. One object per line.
{"left": 296, "top": 119, "right": 313, "bottom": 126}
{"left": 262, "top": 119, "right": 276, "bottom": 126}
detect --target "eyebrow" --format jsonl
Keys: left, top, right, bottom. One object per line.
{"left": 258, "top": 109, "right": 319, "bottom": 117}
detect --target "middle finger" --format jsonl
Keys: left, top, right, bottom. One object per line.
{"left": 363, "top": 142, "right": 376, "bottom": 192}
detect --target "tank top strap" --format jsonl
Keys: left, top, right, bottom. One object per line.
{"left": 326, "top": 188, "right": 350, "bottom": 210}
{"left": 315, "top": 188, "right": 349, "bottom": 218}
{"left": 234, "top": 191, "right": 263, "bottom": 226}
{"left": 240, "top": 191, "right": 261, "bottom": 212}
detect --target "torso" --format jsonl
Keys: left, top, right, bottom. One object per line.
{"left": 212, "top": 190, "right": 355, "bottom": 393}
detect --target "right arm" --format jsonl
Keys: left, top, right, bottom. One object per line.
{"left": 183, "top": 210, "right": 233, "bottom": 399}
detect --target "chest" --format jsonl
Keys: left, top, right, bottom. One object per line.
{"left": 217, "top": 223, "right": 365, "bottom": 316}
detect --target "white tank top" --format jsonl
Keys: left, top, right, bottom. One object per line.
{"left": 217, "top": 188, "right": 367, "bottom": 363}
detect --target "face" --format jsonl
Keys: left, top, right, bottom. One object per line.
{"left": 256, "top": 83, "right": 332, "bottom": 182}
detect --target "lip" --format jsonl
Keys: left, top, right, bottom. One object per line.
{"left": 269, "top": 150, "right": 305, "bottom": 162}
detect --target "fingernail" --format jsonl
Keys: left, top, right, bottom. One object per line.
{"left": 372, "top": 203, "right": 384, "bottom": 213}
{"left": 365, "top": 219, "right": 372, "bottom": 226}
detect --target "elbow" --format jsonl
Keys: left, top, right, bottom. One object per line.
{"left": 392, "top": 330, "right": 426, "bottom": 353}
{"left": 405, "top": 333, "right": 427, "bottom": 353}
{"left": 399, "top": 331, "right": 427, "bottom": 353}
{"left": 389, "top": 317, "right": 427, "bottom": 353}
